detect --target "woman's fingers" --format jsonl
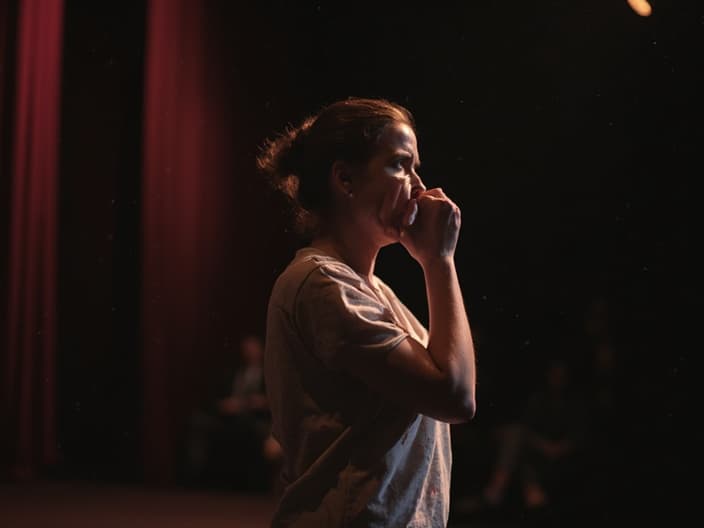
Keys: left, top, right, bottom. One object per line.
{"left": 420, "top": 187, "right": 446, "bottom": 199}
{"left": 403, "top": 199, "right": 419, "bottom": 227}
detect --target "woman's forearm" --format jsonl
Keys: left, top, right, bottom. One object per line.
{"left": 423, "top": 257, "right": 476, "bottom": 415}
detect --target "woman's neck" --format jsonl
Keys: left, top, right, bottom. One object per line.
{"left": 310, "top": 228, "right": 379, "bottom": 282}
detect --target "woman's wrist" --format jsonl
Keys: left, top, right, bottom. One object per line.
{"left": 421, "top": 255, "right": 455, "bottom": 276}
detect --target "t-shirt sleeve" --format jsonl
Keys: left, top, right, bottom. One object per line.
{"left": 295, "top": 263, "right": 409, "bottom": 371}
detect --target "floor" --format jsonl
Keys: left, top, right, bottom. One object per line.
{"left": 0, "top": 479, "right": 624, "bottom": 527}
{"left": 0, "top": 480, "right": 277, "bottom": 528}
{"left": 0, "top": 480, "right": 529, "bottom": 528}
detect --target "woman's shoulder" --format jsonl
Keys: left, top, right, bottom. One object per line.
{"left": 370, "top": 275, "right": 405, "bottom": 305}
{"left": 270, "top": 247, "right": 364, "bottom": 303}
{"left": 295, "top": 247, "right": 364, "bottom": 284}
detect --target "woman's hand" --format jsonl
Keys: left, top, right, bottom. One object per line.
{"left": 399, "top": 188, "right": 461, "bottom": 268}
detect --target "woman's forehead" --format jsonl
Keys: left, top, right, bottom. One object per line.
{"left": 378, "top": 122, "right": 418, "bottom": 154}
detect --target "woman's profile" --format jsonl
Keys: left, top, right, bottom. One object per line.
{"left": 258, "top": 97, "right": 477, "bottom": 527}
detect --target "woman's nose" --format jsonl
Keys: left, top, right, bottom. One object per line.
{"left": 410, "top": 171, "right": 426, "bottom": 197}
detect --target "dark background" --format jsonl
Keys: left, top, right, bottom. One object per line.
{"left": 2, "top": 0, "right": 698, "bottom": 521}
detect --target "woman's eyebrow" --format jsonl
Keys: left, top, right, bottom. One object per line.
{"left": 392, "top": 149, "right": 421, "bottom": 167}
{"left": 392, "top": 150, "right": 413, "bottom": 159}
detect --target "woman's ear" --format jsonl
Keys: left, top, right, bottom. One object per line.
{"left": 331, "top": 160, "right": 354, "bottom": 198}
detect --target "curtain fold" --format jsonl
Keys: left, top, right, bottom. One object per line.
{"left": 2, "top": 0, "right": 64, "bottom": 479}
{"left": 141, "top": 0, "right": 230, "bottom": 482}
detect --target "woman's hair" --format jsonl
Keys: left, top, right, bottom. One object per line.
{"left": 256, "top": 97, "right": 415, "bottom": 236}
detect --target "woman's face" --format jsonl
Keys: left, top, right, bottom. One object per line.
{"left": 352, "top": 122, "right": 426, "bottom": 244}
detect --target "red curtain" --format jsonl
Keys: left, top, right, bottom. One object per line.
{"left": 142, "top": 0, "right": 231, "bottom": 481}
{"left": 2, "top": 0, "right": 64, "bottom": 479}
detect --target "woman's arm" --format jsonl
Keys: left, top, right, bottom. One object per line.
{"left": 336, "top": 189, "right": 476, "bottom": 423}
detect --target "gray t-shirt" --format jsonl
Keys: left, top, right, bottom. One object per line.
{"left": 265, "top": 247, "right": 452, "bottom": 527}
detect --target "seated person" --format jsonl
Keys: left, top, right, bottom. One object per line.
{"left": 184, "top": 334, "right": 281, "bottom": 490}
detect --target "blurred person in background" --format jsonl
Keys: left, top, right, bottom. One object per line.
{"left": 184, "top": 334, "right": 281, "bottom": 491}
{"left": 456, "top": 355, "right": 589, "bottom": 522}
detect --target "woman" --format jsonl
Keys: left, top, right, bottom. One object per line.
{"left": 258, "top": 97, "right": 476, "bottom": 527}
